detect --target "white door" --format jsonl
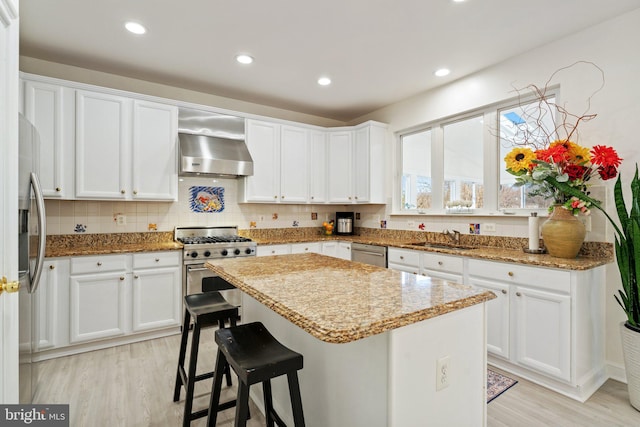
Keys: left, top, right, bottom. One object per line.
{"left": 327, "top": 131, "right": 353, "bottom": 203}
{"left": 244, "top": 120, "right": 280, "bottom": 202}
{"left": 1, "top": 0, "right": 20, "bottom": 403}
{"left": 280, "top": 125, "right": 309, "bottom": 203}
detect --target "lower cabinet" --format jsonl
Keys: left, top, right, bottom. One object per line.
{"left": 290, "top": 242, "right": 322, "bottom": 254}
{"left": 38, "top": 251, "right": 181, "bottom": 356}
{"left": 321, "top": 241, "right": 351, "bottom": 260}
{"left": 421, "top": 252, "right": 464, "bottom": 284}
{"left": 387, "top": 248, "right": 420, "bottom": 274}
{"left": 257, "top": 244, "right": 291, "bottom": 256}
{"left": 467, "top": 258, "right": 604, "bottom": 400}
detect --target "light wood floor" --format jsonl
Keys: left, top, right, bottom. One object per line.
{"left": 34, "top": 332, "right": 640, "bottom": 426}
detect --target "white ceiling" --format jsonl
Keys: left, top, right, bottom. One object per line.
{"left": 19, "top": 0, "right": 640, "bottom": 122}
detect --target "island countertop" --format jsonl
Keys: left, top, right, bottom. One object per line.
{"left": 206, "top": 253, "right": 495, "bottom": 344}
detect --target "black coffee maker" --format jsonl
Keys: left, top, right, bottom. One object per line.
{"left": 335, "top": 212, "right": 354, "bottom": 235}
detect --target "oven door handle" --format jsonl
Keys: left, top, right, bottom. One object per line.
{"left": 186, "top": 266, "right": 212, "bottom": 273}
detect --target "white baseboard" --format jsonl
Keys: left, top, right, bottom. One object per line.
{"left": 606, "top": 361, "right": 627, "bottom": 384}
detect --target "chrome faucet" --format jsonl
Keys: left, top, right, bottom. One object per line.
{"left": 443, "top": 229, "right": 461, "bottom": 244}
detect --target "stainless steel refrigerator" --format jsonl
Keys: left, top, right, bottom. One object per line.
{"left": 18, "top": 114, "right": 47, "bottom": 403}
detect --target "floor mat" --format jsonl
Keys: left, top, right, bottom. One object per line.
{"left": 487, "top": 369, "right": 518, "bottom": 403}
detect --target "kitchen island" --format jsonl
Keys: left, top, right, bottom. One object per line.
{"left": 206, "top": 253, "right": 495, "bottom": 427}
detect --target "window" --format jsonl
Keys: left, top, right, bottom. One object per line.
{"left": 401, "top": 129, "right": 432, "bottom": 210}
{"left": 498, "top": 97, "right": 556, "bottom": 210}
{"left": 443, "top": 116, "right": 484, "bottom": 209}
{"left": 397, "top": 91, "right": 558, "bottom": 214}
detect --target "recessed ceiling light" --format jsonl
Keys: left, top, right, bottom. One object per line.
{"left": 318, "top": 77, "right": 332, "bottom": 86}
{"left": 434, "top": 68, "right": 451, "bottom": 77}
{"left": 125, "top": 21, "right": 147, "bottom": 35}
{"left": 235, "top": 54, "right": 254, "bottom": 65}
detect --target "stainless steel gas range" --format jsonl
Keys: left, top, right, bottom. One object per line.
{"left": 175, "top": 226, "right": 256, "bottom": 311}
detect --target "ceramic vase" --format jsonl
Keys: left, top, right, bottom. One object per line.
{"left": 620, "top": 321, "right": 640, "bottom": 411}
{"left": 540, "top": 205, "right": 586, "bottom": 259}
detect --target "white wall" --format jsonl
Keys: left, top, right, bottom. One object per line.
{"left": 354, "top": 9, "right": 640, "bottom": 370}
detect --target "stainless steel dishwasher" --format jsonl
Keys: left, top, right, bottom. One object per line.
{"left": 351, "top": 242, "right": 387, "bottom": 267}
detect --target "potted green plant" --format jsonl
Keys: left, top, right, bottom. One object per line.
{"left": 552, "top": 165, "right": 640, "bottom": 409}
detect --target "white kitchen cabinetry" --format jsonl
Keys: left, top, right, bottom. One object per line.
{"left": 69, "top": 254, "right": 129, "bottom": 343}
{"left": 257, "top": 244, "right": 291, "bottom": 257}
{"left": 323, "top": 241, "right": 352, "bottom": 260}
{"left": 290, "top": 242, "right": 322, "bottom": 254}
{"left": 327, "top": 130, "right": 353, "bottom": 203}
{"left": 309, "top": 130, "right": 327, "bottom": 203}
{"left": 34, "top": 259, "right": 70, "bottom": 350}
{"left": 242, "top": 120, "right": 309, "bottom": 203}
{"left": 75, "top": 89, "right": 177, "bottom": 200}
{"left": 327, "top": 122, "right": 386, "bottom": 204}
{"left": 131, "top": 100, "right": 178, "bottom": 200}
{"left": 387, "top": 248, "right": 420, "bottom": 274}
{"left": 467, "top": 258, "right": 605, "bottom": 401}
{"left": 337, "top": 242, "right": 352, "bottom": 260}
{"left": 22, "top": 79, "right": 75, "bottom": 198}
{"left": 421, "top": 252, "right": 464, "bottom": 284}
{"left": 36, "top": 251, "right": 182, "bottom": 357}
{"left": 131, "top": 252, "right": 182, "bottom": 332}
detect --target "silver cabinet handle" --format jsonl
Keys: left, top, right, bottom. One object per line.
{"left": 119, "top": 276, "right": 125, "bottom": 281}
{"left": 508, "top": 271, "right": 514, "bottom": 277}
{"left": 516, "top": 292, "right": 522, "bottom": 297}
{"left": 155, "top": 258, "right": 160, "bottom": 262}
{"left": 134, "top": 275, "right": 139, "bottom": 279}
{"left": 438, "top": 261, "right": 443, "bottom": 266}
{"left": 501, "top": 289, "right": 507, "bottom": 294}
{"left": 49, "top": 265, "right": 55, "bottom": 270}
{"left": 97, "top": 262, "right": 102, "bottom": 266}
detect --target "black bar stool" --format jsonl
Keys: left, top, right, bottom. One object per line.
{"left": 207, "top": 321, "right": 305, "bottom": 427}
{"left": 173, "top": 291, "right": 240, "bottom": 427}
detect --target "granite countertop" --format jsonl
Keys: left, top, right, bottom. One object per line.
{"left": 250, "top": 234, "right": 611, "bottom": 271}
{"left": 45, "top": 232, "right": 183, "bottom": 257}
{"left": 206, "top": 253, "right": 496, "bottom": 344}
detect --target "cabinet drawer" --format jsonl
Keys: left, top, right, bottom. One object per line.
{"left": 71, "top": 254, "right": 128, "bottom": 275}
{"left": 468, "top": 259, "right": 570, "bottom": 293}
{"left": 422, "top": 253, "right": 463, "bottom": 274}
{"left": 387, "top": 248, "right": 420, "bottom": 267}
{"left": 133, "top": 251, "right": 181, "bottom": 269}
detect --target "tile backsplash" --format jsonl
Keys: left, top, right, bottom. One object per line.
{"left": 43, "top": 176, "right": 605, "bottom": 243}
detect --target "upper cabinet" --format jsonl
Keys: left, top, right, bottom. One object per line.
{"left": 76, "top": 90, "right": 178, "bottom": 201}
{"left": 327, "top": 122, "right": 386, "bottom": 204}
{"left": 75, "top": 90, "right": 132, "bottom": 199}
{"left": 309, "top": 130, "right": 327, "bottom": 203}
{"left": 22, "top": 80, "right": 75, "bottom": 198}
{"left": 131, "top": 100, "right": 178, "bottom": 200}
{"left": 241, "top": 120, "right": 310, "bottom": 203}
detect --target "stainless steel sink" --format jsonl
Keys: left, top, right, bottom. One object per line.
{"left": 405, "top": 242, "right": 478, "bottom": 250}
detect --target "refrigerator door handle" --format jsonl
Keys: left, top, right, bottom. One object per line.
{"left": 29, "top": 172, "right": 46, "bottom": 294}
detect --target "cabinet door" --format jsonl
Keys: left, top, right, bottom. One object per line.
{"left": 132, "top": 266, "right": 181, "bottom": 332}
{"left": 33, "top": 260, "right": 62, "bottom": 350}
{"left": 468, "top": 277, "right": 510, "bottom": 359}
{"left": 244, "top": 120, "right": 280, "bottom": 202}
{"left": 69, "top": 272, "right": 128, "bottom": 343}
{"left": 309, "top": 130, "right": 327, "bottom": 203}
{"left": 353, "top": 127, "right": 370, "bottom": 203}
{"left": 280, "top": 125, "right": 309, "bottom": 203}
{"left": 75, "top": 90, "right": 131, "bottom": 199}
{"left": 132, "top": 100, "right": 178, "bottom": 200}
{"left": 327, "top": 131, "right": 353, "bottom": 203}
{"left": 337, "top": 242, "right": 352, "bottom": 260}
{"left": 291, "top": 242, "right": 321, "bottom": 254}
{"left": 421, "top": 269, "right": 463, "bottom": 284}
{"left": 321, "top": 241, "right": 338, "bottom": 258}
{"left": 22, "top": 80, "right": 74, "bottom": 198}
{"left": 256, "top": 244, "right": 290, "bottom": 257}
{"left": 514, "top": 286, "right": 570, "bottom": 381}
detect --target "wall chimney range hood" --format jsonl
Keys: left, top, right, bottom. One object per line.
{"left": 178, "top": 109, "right": 253, "bottom": 178}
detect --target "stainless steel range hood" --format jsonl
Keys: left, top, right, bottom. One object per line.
{"left": 178, "top": 109, "right": 253, "bottom": 178}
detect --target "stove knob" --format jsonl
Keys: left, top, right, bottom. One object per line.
{"left": 221, "top": 249, "right": 228, "bottom": 256}
{"left": 190, "top": 251, "right": 198, "bottom": 258}
{"left": 204, "top": 250, "right": 211, "bottom": 257}
{"left": 245, "top": 248, "right": 253, "bottom": 255}
{"left": 234, "top": 249, "right": 241, "bottom": 255}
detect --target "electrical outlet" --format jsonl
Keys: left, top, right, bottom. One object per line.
{"left": 115, "top": 214, "right": 126, "bottom": 226}
{"left": 436, "top": 356, "right": 450, "bottom": 391}
{"left": 483, "top": 223, "right": 496, "bottom": 232}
